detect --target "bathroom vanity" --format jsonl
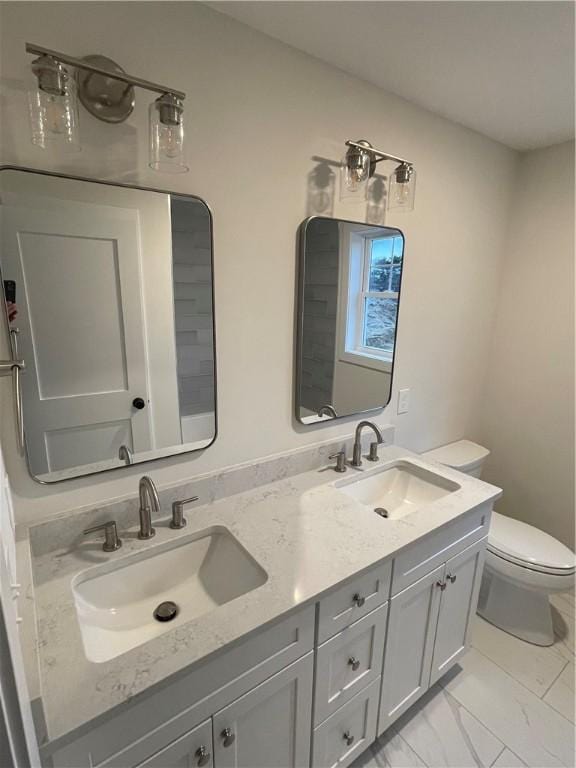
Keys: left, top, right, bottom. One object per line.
{"left": 21, "top": 445, "right": 500, "bottom": 768}
{"left": 1, "top": 167, "right": 500, "bottom": 768}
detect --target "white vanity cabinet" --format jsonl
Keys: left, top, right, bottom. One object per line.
{"left": 133, "top": 720, "right": 213, "bottom": 768}
{"left": 48, "top": 607, "right": 315, "bottom": 768}
{"left": 212, "top": 654, "right": 313, "bottom": 768}
{"left": 429, "top": 538, "right": 486, "bottom": 685}
{"left": 378, "top": 564, "right": 444, "bottom": 731}
{"left": 378, "top": 537, "right": 486, "bottom": 733}
{"left": 46, "top": 506, "right": 491, "bottom": 768}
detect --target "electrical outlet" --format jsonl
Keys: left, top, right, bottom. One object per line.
{"left": 397, "top": 388, "right": 410, "bottom": 414}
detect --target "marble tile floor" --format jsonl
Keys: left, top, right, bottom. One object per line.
{"left": 351, "top": 591, "right": 575, "bottom": 768}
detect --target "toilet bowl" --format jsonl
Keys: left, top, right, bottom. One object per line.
{"left": 422, "top": 440, "right": 576, "bottom": 646}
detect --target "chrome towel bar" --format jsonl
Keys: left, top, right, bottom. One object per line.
{"left": 0, "top": 328, "right": 25, "bottom": 455}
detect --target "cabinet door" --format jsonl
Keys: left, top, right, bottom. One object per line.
{"left": 429, "top": 538, "right": 486, "bottom": 686}
{"left": 213, "top": 653, "right": 313, "bottom": 768}
{"left": 378, "top": 565, "right": 444, "bottom": 735}
{"left": 134, "top": 719, "right": 213, "bottom": 768}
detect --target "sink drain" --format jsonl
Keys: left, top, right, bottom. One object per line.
{"left": 153, "top": 601, "right": 179, "bottom": 622}
{"left": 374, "top": 507, "right": 389, "bottom": 518}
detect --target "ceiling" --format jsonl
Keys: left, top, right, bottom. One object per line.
{"left": 208, "top": 1, "right": 575, "bottom": 151}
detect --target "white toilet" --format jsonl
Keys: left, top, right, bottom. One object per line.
{"left": 422, "top": 440, "right": 576, "bottom": 646}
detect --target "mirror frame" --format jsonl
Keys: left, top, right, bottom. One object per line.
{"left": 295, "top": 215, "right": 405, "bottom": 426}
{"left": 0, "top": 165, "right": 218, "bottom": 483}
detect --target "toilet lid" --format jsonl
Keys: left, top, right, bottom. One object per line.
{"left": 422, "top": 440, "right": 490, "bottom": 472}
{"left": 488, "top": 512, "right": 576, "bottom": 575}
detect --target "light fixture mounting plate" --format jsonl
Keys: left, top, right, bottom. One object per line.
{"left": 76, "top": 54, "right": 135, "bottom": 123}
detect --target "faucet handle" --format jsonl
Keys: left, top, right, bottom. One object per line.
{"left": 170, "top": 496, "right": 199, "bottom": 529}
{"left": 83, "top": 521, "right": 122, "bottom": 552}
{"left": 367, "top": 441, "right": 380, "bottom": 462}
{"left": 329, "top": 451, "right": 347, "bottom": 473}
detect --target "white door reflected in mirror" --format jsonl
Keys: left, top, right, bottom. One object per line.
{"left": 0, "top": 168, "right": 217, "bottom": 482}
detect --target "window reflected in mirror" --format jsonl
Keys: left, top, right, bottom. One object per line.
{"left": 296, "top": 217, "right": 404, "bottom": 425}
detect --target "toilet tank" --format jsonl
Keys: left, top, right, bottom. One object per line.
{"left": 421, "top": 440, "right": 490, "bottom": 478}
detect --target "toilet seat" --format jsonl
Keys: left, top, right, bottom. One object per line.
{"left": 488, "top": 512, "right": 575, "bottom": 576}
{"left": 485, "top": 549, "right": 573, "bottom": 594}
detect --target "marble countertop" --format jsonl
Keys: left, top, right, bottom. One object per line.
{"left": 26, "top": 445, "right": 501, "bottom": 745}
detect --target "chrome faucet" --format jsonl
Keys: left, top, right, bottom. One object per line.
{"left": 138, "top": 476, "right": 159, "bottom": 539}
{"left": 318, "top": 404, "right": 338, "bottom": 419}
{"left": 118, "top": 444, "right": 133, "bottom": 465}
{"left": 352, "top": 421, "right": 384, "bottom": 467}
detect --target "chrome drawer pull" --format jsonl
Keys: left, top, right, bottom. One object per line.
{"left": 221, "top": 728, "right": 235, "bottom": 747}
{"left": 436, "top": 581, "right": 447, "bottom": 591}
{"left": 352, "top": 593, "right": 365, "bottom": 607}
{"left": 343, "top": 731, "right": 355, "bottom": 747}
{"left": 348, "top": 656, "right": 360, "bottom": 671}
{"left": 195, "top": 746, "right": 211, "bottom": 766}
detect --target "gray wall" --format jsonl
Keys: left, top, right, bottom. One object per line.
{"left": 0, "top": 2, "right": 518, "bottom": 522}
{"left": 474, "top": 141, "right": 575, "bottom": 548}
{"left": 171, "top": 199, "right": 215, "bottom": 418}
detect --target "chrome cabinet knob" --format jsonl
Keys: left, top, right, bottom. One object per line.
{"left": 348, "top": 656, "right": 360, "bottom": 671}
{"left": 221, "top": 728, "right": 235, "bottom": 747}
{"left": 343, "top": 731, "right": 355, "bottom": 747}
{"left": 436, "top": 580, "right": 447, "bottom": 591}
{"left": 447, "top": 573, "right": 457, "bottom": 583}
{"left": 352, "top": 593, "right": 365, "bottom": 607}
{"left": 195, "top": 746, "right": 211, "bottom": 767}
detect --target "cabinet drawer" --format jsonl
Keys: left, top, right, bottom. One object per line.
{"left": 312, "top": 678, "right": 380, "bottom": 768}
{"left": 391, "top": 504, "right": 491, "bottom": 595}
{"left": 50, "top": 605, "right": 314, "bottom": 768}
{"left": 315, "top": 603, "right": 387, "bottom": 725}
{"left": 318, "top": 560, "right": 391, "bottom": 644}
{"left": 133, "top": 719, "right": 212, "bottom": 768}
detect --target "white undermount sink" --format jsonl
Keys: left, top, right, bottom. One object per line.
{"left": 336, "top": 460, "right": 460, "bottom": 520}
{"left": 72, "top": 526, "right": 268, "bottom": 663}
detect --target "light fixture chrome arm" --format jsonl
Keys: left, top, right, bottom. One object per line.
{"left": 25, "top": 43, "right": 186, "bottom": 100}
{"left": 345, "top": 140, "right": 411, "bottom": 168}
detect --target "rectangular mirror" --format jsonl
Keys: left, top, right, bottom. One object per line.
{"left": 0, "top": 168, "right": 216, "bottom": 482}
{"left": 296, "top": 217, "right": 404, "bottom": 424}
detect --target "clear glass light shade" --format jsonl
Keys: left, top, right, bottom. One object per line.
{"left": 339, "top": 148, "right": 370, "bottom": 201}
{"left": 388, "top": 166, "right": 416, "bottom": 212}
{"left": 149, "top": 97, "right": 188, "bottom": 174}
{"left": 28, "top": 82, "right": 80, "bottom": 151}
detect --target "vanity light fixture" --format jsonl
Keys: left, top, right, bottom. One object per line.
{"left": 342, "top": 140, "right": 416, "bottom": 211}
{"left": 25, "top": 43, "right": 188, "bottom": 173}
{"left": 28, "top": 53, "right": 80, "bottom": 151}
{"left": 388, "top": 162, "right": 416, "bottom": 212}
{"left": 340, "top": 140, "right": 372, "bottom": 200}
{"left": 149, "top": 93, "right": 188, "bottom": 173}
